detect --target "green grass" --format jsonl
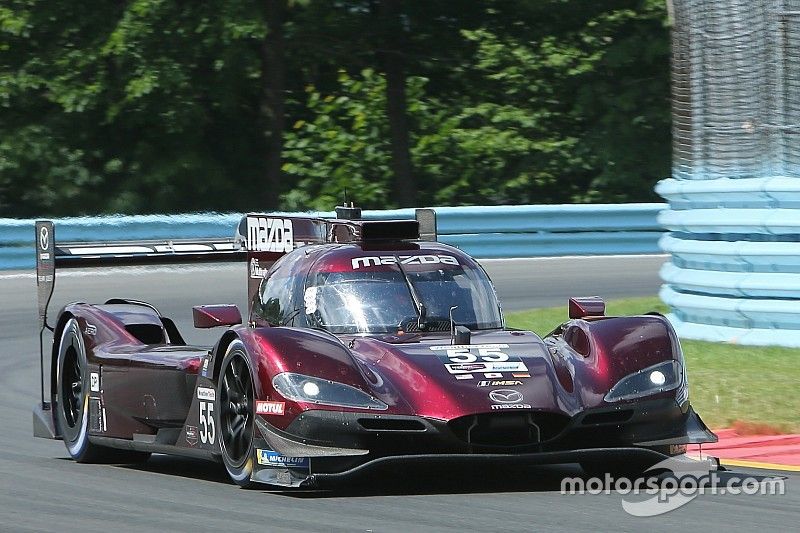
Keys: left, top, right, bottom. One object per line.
{"left": 506, "top": 297, "right": 800, "bottom": 433}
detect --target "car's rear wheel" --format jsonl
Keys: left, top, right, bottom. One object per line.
{"left": 55, "top": 317, "right": 150, "bottom": 464}
{"left": 218, "top": 340, "right": 256, "bottom": 487}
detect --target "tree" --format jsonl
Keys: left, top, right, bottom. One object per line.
{"left": 0, "top": 0, "right": 671, "bottom": 216}
{"left": 376, "top": 0, "right": 415, "bottom": 206}
{"left": 260, "top": 0, "right": 287, "bottom": 209}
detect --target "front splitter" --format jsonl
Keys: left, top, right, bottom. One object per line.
{"left": 303, "top": 447, "right": 670, "bottom": 487}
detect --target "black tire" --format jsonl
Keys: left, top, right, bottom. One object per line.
{"left": 218, "top": 340, "right": 256, "bottom": 487}
{"left": 55, "top": 317, "right": 150, "bottom": 464}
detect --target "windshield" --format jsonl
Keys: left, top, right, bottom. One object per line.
{"left": 305, "top": 260, "right": 503, "bottom": 334}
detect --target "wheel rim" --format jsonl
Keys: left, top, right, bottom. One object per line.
{"left": 61, "top": 345, "right": 82, "bottom": 428}
{"left": 221, "top": 353, "right": 253, "bottom": 465}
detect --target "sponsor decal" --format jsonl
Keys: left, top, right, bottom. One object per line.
{"left": 489, "top": 389, "right": 523, "bottom": 404}
{"left": 250, "top": 258, "right": 270, "bottom": 279}
{"left": 185, "top": 425, "right": 198, "bottom": 446}
{"left": 39, "top": 226, "right": 49, "bottom": 251}
{"left": 445, "top": 362, "right": 527, "bottom": 375}
{"left": 485, "top": 362, "right": 527, "bottom": 372}
{"left": 201, "top": 357, "right": 210, "bottom": 377}
{"left": 446, "top": 363, "right": 486, "bottom": 374}
{"left": 197, "top": 387, "right": 216, "bottom": 401}
{"left": 90, "top": 372, "right": 100, "bottom": 392}
{"left": 512, "top": 373, "right": 531, "bottom": 378}
{"left": 257, "top": 449, "right": 310, "bottom": 469}
{"left": 430, "top": 344, "right": 509, "bottom": 351}
{"left": 39, "top": 253, "right": 50, "bottom": 260}
{"left": 455, "top": 374, "right": 474, "bottom": 380}
{"left": 85, "top": 323, "right": 97, "bottom": 336}
{"left": 478, "top": 380, "right": 523, "bottom": 387}
{"left": 491, "top": 403, "right": 532, "bottom": 410}
{"left": 246, "top": 217, "right": 294, "bottom": 253}
{"left": 255, "top": 400, "right": 285, "bottom": 415}
{"left": 352, "top": 254, "right": 459, "bottom": 270}
{"left": 304, "top": 286, "right": 318, "bottom": 314}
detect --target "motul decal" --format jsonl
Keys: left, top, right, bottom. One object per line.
{"left": 351, "top": 255, "right": 459, "bottom": 270}
{"left": 246, "top": 217, "right": 294, "bottom": 253}
{"left": 255, "top": 401, "right": 285, "bottom": 415}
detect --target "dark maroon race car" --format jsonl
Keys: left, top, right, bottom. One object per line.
{"left": 32, "top": 207, "right": 716, "bottom": 487}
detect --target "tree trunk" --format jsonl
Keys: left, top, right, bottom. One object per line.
{"left": 378, "top": 0, "right": 416, "bottom": 207}
{"left": 260, "top": 0, "right": 286, "bottom": 209}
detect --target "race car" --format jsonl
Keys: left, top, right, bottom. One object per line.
{"left": 32, "top": 207, "right": 717, "bottom": 487}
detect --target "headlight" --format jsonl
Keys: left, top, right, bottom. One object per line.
{"left": 272, "top": 372, "right": 388, "bottom": 410}
{"left": 604, "top": 360, "right": 682, "bottom": 403}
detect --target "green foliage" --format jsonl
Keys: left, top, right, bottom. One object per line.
{"left": 0, "top": 0, "right": 671, "bottom": 216}
{"left": 281, "top": 70, "right": 395, "bottom": 210}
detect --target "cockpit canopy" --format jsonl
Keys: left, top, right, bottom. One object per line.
{"left": 304, "top": 251, "right": 503, "bottom": 334}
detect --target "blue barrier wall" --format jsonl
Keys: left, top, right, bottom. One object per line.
{"left": 0, "top": 204, "right": 665, "bottom": 270}
{"left": 657, "top": 178, "right": 800, "bottom": 348}
{"left": 663, "top": 1, "right": 800, "bottom": 347}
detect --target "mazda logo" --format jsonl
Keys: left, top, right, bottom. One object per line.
{"left": 489, "top": 389, "right": 523, "bottom": 404}
{"left": 39, "top": 226, "right": 49, "bottom": 251}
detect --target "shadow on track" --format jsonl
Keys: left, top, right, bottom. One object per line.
{"left": 291, "top": 462, "right": 583, "bottom": 498}
{"left": 113, "top": 454, "right": 231, "bottom": 484}
{"left": 108, "top": 455, "right": 790, "bottom": 499}
{"left": 115, "top": 456, "right": 584, "bottom": 497}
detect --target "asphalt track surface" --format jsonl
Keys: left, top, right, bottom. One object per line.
{"left": 0, "top": 256, "right": 797, "bottom": 532}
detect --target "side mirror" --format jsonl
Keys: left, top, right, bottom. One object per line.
{"left": 568, "top": 296, "right": 605, "bottom": 319}
{"left": 193, "top": 305, "right": 242, "bottom": 328}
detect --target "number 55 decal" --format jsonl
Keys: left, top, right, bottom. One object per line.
{"left": 444, "top": 347, "right": 509, "bottom": 363}
{"left": 430, "top": 344, "right": 511, "bottom": 363}
{"left": 197, "top": 387, "right": 216, "bottom": 445}
{"left": 199, "top": 402, "right": 215, "bottom": 444}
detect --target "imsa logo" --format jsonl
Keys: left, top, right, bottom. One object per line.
{"left": 247, "top": 217, "right": 294, "bottom": 253}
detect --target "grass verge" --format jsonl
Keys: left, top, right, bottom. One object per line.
{"left": 505, "top": 296, "right": 800, "bottom": 433}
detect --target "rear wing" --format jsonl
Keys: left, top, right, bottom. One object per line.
{"left": 34, "top": 209, "right": 436, "bottom": 405}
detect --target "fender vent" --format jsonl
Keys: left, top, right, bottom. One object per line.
{"left": 88, "top": 398, "right": 103, "bottom": 432}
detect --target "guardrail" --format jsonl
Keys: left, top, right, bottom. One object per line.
{"left": 0, "top": 204, "right": 665, "bottom": 270}
{"left": 656, "top": 176, "right": 800, "bottom": 347}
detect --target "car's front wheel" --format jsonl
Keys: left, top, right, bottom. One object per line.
{"left": 218, "top": 340, "right": 256, "bottom": 487}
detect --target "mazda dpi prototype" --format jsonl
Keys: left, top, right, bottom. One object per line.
{"left": 32, "top": 208, "right": 716, "bottom": 487}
